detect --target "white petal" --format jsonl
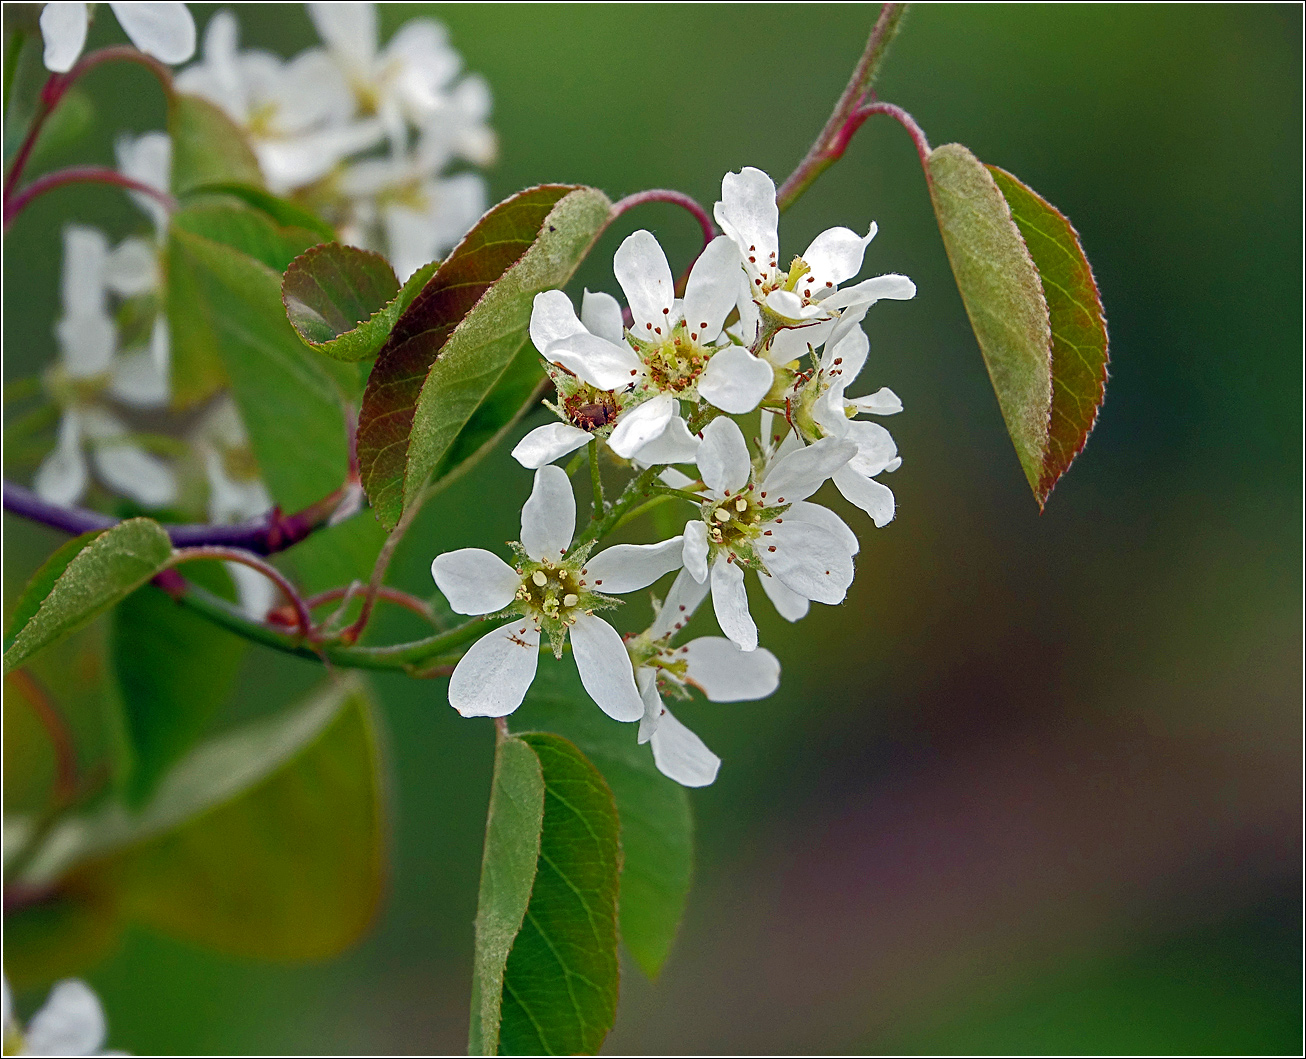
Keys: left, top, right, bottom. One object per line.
{"left": 760, "top": 569, "right": 809, "bottom": 622}
{"left": 766, "top": 317, "right": 833, "bottom": 364}
{"left": 650, "top": 567, "right": 711, "bottom": 639}
{"left": 786, "top": 500, "right": 860, "bottom": 556}
{"left": 585, "top": 536, "right": 683, "bottom": 594}
{"left": 765, "top": 288, "right": 824, "bottom": 321}
{"left": 659, "top": 467, "right": 697, "bottom": 491}
{"left": 110, "top": 2, "right": 196, "bottom": 63}
{"left": 448, "top": 621, "right": 540, "bottom": 717}
{"left": 698, "top": 346, "right": 773, "bottom": 414}
{"left": 545, "top": 332, "right": 641, "bottom": 391}
{"left": 56, "top": 313, "right": 115, "bottom": 378}
{"left": 820, "top": 325, "right": 869, "bottom": 382}
{"left": 91, "top": 438, "right": 176, "bottom": 507}
{"left": 614, "top": 229, "right": 675, "bottom": 338}
{"left": 520, "top": 465, "right": 575, "bottom": 561}
{"left": 885, "top": 456, "right": 902, "bottom": 473}
{"left": 849, "top": 386, "right": 903, "bottom": 416}
{"left": 825, "top": 272, "right": 917, "bottom": 310}
{"left": 696, "top": 416, "right": 751, "bottom": 497}
{"left": 511, "top": 423, "right": 591, "bottom": 469}
{"left": 682, "top": 235, "right": 742, "bottom": 342}
{"left": 607, "top": 394, "right": 674, "bottom": 459}
{"left": 632, "top": 415, "right": 700, "bottom": 465}
{"left": 682, "top": 637, "right": 779, "bottom": 701}
{"left": 570, "top": 614, "right": 643, "bottom": 721}
{"left": 61, "top": 226, "right": 108, "bottom": 319}
{"left": 108, "top": 347, "right": 169, "bottom": 408}
{"left": 24, "top": 979, "right": 106, "bottom": 1056}
{"left": 40, "top": 3, "right": 89, "bottom": 73}
{"left": 801, "top": 223, "right": 877, "bottom": 289}
{"left": 760, "top": 435, "right": 855, "bottom": 505}
{"left": 833, "top": 465, "right": 896, "bottom": 527}
{"left": 710, "top": 555, "right": 757, "bottom": 652}
{"left": 715, "top": 167, "right": 779, "bottom": 276}
{"left": 812, "top": 380, "right": 850, "bottom": 439}
{"left": 431, "top": 548, "right": 521, "bottom": 615}
{"left": 307, "top": 0, "right": 377, "bottom": 67}
{"left": 636, "top": 668, "right": 662, "bottom": 744}
{"left": 529, "top": 289, "right": 585, "bottom": 356}
{"left": 102, "top": 236, "right": 158, "bottom": 296}
{"left": 764, "top": 520, "right": 855, "bottom": 605}
{"left": 845, "top": 420, "right": 899, "bottom": 477}
{"left": 581, "top": 289, "right": 625, "bottom": 345}
{"left": 650, "top": 706, "right": 720, "bottom": 787}
{"left": 681, "top": 521, "right": 709, "bottom": 584}
{"left": 33, "top": 415, "right": 88, "bottom": 507}
{"left": 229, "top": 561, "right": 277, "bottom": 622}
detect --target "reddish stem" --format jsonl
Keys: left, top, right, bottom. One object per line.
{"left": 840, "top": 101, "right": 934, "bottom": 173}
{"left": 6, "top": 669, "right": 77, "bottom": 802}
{"left": 4, "top": 166, "right": 178, "bottom": 228}
{"left": 610, "top": 189, "right": 717, "bottom": 250}
{"left": 305, "top": 584, "right": 438, "bottom": 626}
{"left": 167, "top": 546, "right": 314, "bottom": 640}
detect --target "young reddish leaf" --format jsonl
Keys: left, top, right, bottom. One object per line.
{"left": 988, "top": 166, "right": 1109, "bottom": 506}
{"left": 356, "top": 184, "right": 612, "bottom": 529}
{"left": 927, "top": 143, "right": 1053, "bottom": 501}
{"left": 282, "top": 243, "right": 439, "bottom": 362}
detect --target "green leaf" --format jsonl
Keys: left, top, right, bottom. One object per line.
{"left": 927, "top": 143, "right": 1053, "bottom": 500}
{"left": 3, "top": 519, "right": 173, "bottom": 674}
{"left": 988, "top": 165, "right": 1110, "bottom": 506}
{"left": 183, "top": 181, "right": 336, "bottom": 242}
{"left": 118, "top": 676, "right": 385, "bottom": 960}
{"left": 168, "top": 221, "right": 351, "bottom": 510}
{"left": 283, "top": 243, "right": 440, "bottom": 362}
{"left": 6, "top": 677, "right": 386, "bottom": 976}
{"left": 25, "top": 86, "right": 92, "bottom": 171}
{"left": 168, "top": 92, "right": 263, "bottom": 197}
{"left": 357, "top": 184, "right": 612, "bottom": 529}
{"left": 469, "top": 735, "right": 546, "bottom": 1056}
{"left": 171, "top": 201, "right": 320, "bottom": 272}
{"left": 514, "top": 657, "right": 693, "bottom": 979}
{"left": 4, "top": 530, "right": 101, "bottom": 645}
{"left": 497, "top": 732, "right": 621, "bottom": 1056}
{"left": 110, "top": 567, "right": 246, "bottom": 809}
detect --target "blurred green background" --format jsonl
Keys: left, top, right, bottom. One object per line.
{"left": 3, "top": 3, "right": 1301, "bottom": 1053}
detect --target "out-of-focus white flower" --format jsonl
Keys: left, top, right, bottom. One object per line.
{"left": 715, "top": 166, "right": 916, "bottom": 363}
{"left": 3, "top": 974, "right": 127, "bottom": 1056}
{"left": 114, "top": 130, "right": 171, "bottom": 236}
{"left": 626, "top": 569, "right": 781, "bottom": 787}
{"left": 194, "top": 398, "right": 276, "bottom": 621}
{"left": 34, "top": 225, "right": 175, "bottom": 509}
{"left": 40, "top": 1, "right": 195, "bottom": 73}
{"left": 175, "top": 10, "right": 384, "bottom": 194}
{"left": 430, "top": 466, "right": 684, "bottom": 720}
{"left": 680, "top": 417, "right": 858, "bottom": 650}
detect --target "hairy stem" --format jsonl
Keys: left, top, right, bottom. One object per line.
{"left": 588, "top": 438, "right": 605, "bottom": 519}
{"left": 571, "top": 466, "right": 661, "bottom": 553}
{"left": 775, "top": 2, "right": 909, "bottom": 212}
{"left": 610, "top": 188, "right": 716, "bottom": 250}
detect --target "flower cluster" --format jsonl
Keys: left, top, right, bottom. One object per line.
{"left": 177, "top": 2, "right": 495, "bottom": 280}
{"left": 431, "top": 167, "right": 914, "bottom": 786}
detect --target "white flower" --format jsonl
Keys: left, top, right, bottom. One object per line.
{"left": 680, "top": 417, "right": 858, "bottom": 650}
{"left": 40, "top": 1, "right": 195, "bottom": 73}
{"left": 714, "top": 166, "right": 916, "bottom": 363}
{"left": 431, "top": 466, "right": 684, "bottom": 720}
{"left": 521, "top": 230, "right": 772, "bottom": 466}
{"left": 785, "top": 326, "right": 904, "bottom": 527}
{"left": 196, "top": 399, "right": 276, "bottom": 621}
{"left": 628, "top": 569, "right": 781, "bottom": 787}
{"left": 175, "top": 10, "right": 384, "bottom": 195}
{"left": 34, "top": 226, "right": 175, "bottom": 509}
{"left": 2, "top": 974, "right": 126, "bottom": 1056}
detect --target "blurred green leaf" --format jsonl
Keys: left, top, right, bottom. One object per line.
{"left": 515, "top": 658, "right": 693, "bottom": 980}
{"left": 168, "top": 221, "right": 351, "bottom": 511}
{"left": 469, "top": 734, "right": 545, "bottom": 1056}
{"left": 25, "top": 86, "right": 92, "bottom": 171}
{"left": 171, "top": 201, "right": 320, "bottom": 273}
{"left": 3, "top": 519, "right": 172, "bottom": 674}
{"left": 357, "top": 184, "right": 612, "bottom": 529}
{"left": 183, "top": 182, "right": 337, "bottom": 242}
{"left": 497, "top": 732, "right": 621, "bottom": 1056}
{"left": 168, "top": 92, "right": 263, "bottom": 197}
{"left": 110, "top": 566, "right": 246, "bottom": 809}
{"left": 988, "top": 165, "right": 1110, "bottom": 505}
{"left": 6, "top": 676, "right": 386, "bottom": 978}
{"left": 283, "top": 243, "right": 438, "bottom": 362}
{"left": 118, "top": 675, "right": 385, "bottom": 960}
{"left": 927, "top": 143, "right": 1053, "bottom": 501}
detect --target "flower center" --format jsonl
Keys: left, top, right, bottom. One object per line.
{"left": 704, "top": 487, "right": 768, "bottom": 550}
{"left": 515, "top": 560, "right": 585, "bottom": 624}
{"left": 562, "top": 384, "right": 621, "bottom": 431}
{"left": 639, "top": 327, "right": 712, "bottom": 395}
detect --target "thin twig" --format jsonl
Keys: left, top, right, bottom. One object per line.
{"left": 339, "top": 496, "right": 423, "bottom": 644}
{"left": 305, "top": 584, "right": 438, "bottom": 626}
{"left": 588, "top": 438, "right": 605, "bottom": 519}
{"left": 167, "top": 545, "right": 314, "bottom": 640}
{"left": 850, "top": 101, "right": 933, "bottom": 170}
{"left": 4, "top": 165, "right": 178, "bottom": 228}
{"left": 775, "top": 2, "right": 909, "bottom": 212}
{"left": 610, "top": 188, "right": 716, "bottom": 250}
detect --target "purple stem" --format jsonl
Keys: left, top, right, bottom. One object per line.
{"left": 2, "top": 479, "right": 356, "bottom": 556}
{"left": 4, "top": 166, "right": 178, "bottom": 228}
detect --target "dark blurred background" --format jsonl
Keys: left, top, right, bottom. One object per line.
{"left": 3, "top": 3, "right": 1301, "bottom": 1053}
